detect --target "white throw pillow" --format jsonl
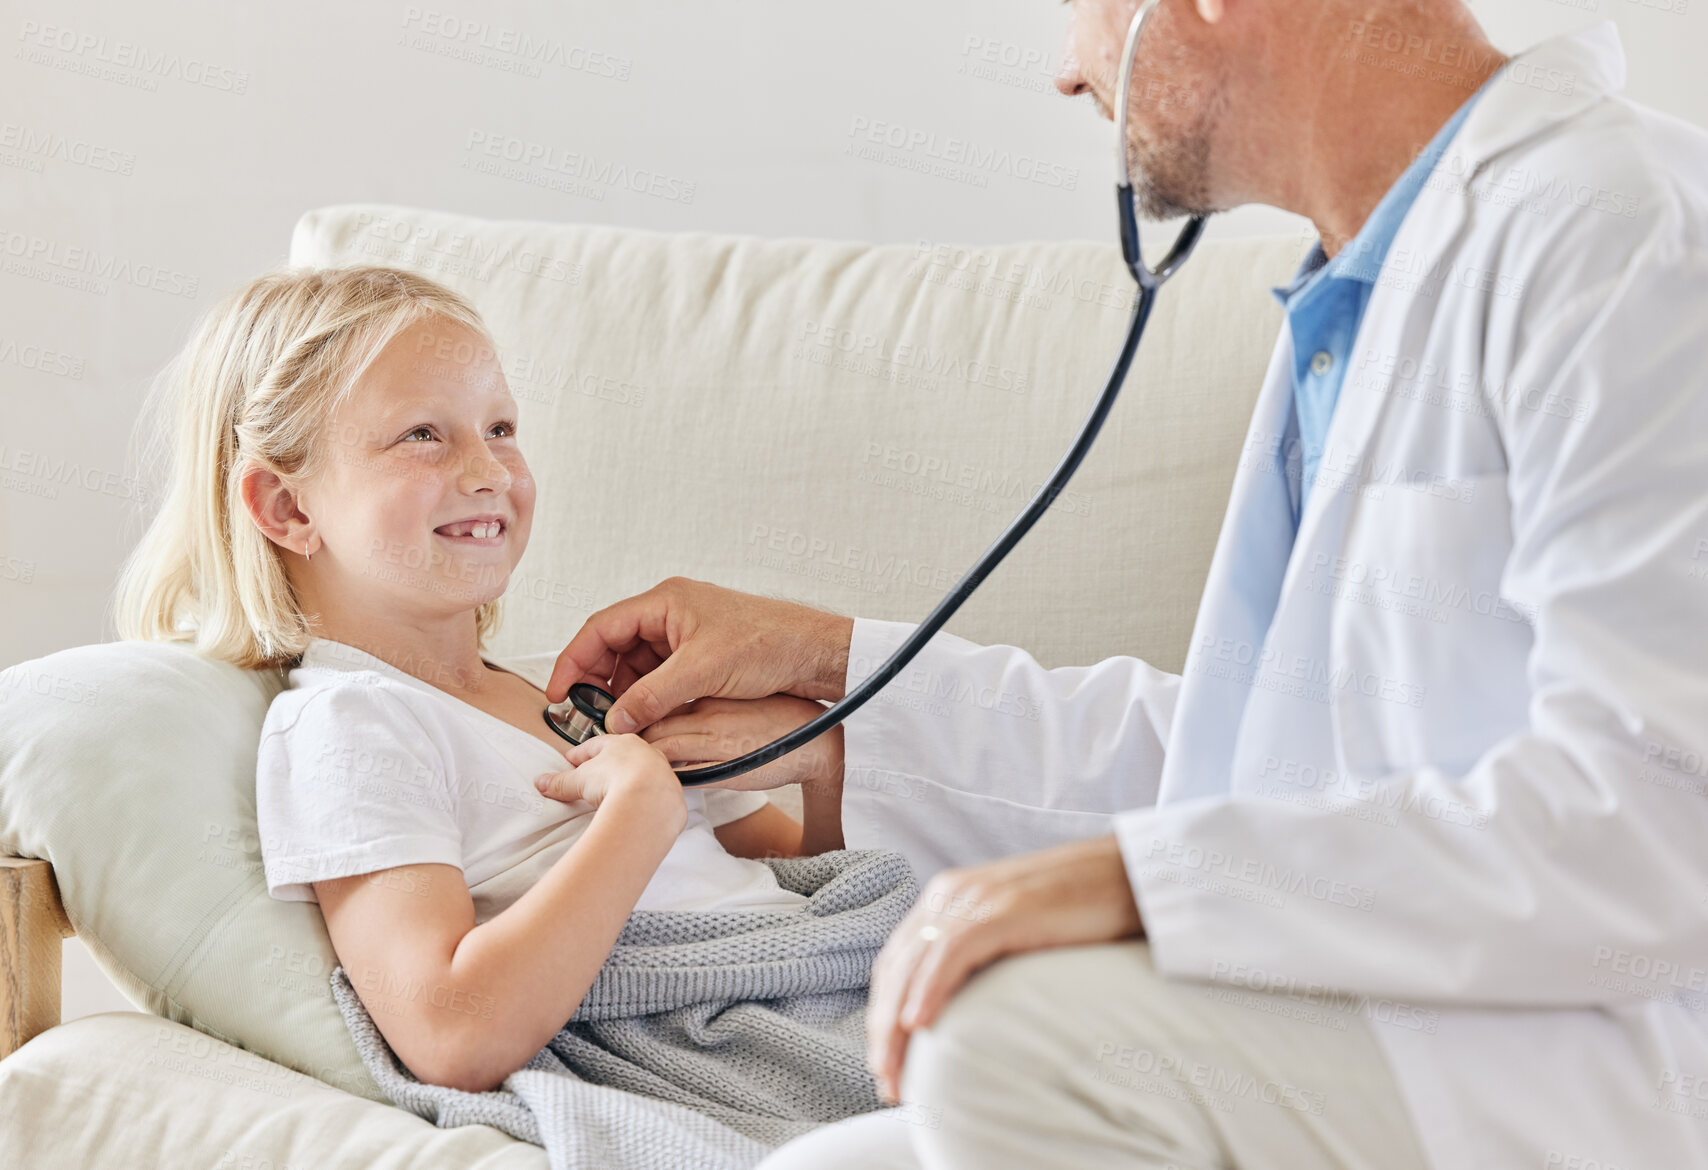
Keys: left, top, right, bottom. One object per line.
{"left": 0, "top": 640, "right": 386, "bottom": 1102}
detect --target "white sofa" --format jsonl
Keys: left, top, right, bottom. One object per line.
{"left": 0, "top": 204, "right": 1300, "bottom": 1166}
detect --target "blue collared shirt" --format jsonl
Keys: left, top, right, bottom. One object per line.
{"left": 1272, "top": 79, "right": 1494, "bottom": 518}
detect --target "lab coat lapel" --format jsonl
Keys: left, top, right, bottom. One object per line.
{"left": 1280, "top": 249, "right": 1440, "bottom": 590}
{"left": 1283, "top": 20, "right": 1626, "bottom": 575}
{"left": 1155, "top": 22, "right": 1629, "bottom": 807}
{"left": 1157, "top": 332, "right": 1302, "bottom": 804}
{"left": 1447, "top": 21, "right": 1626, "bottom": 175}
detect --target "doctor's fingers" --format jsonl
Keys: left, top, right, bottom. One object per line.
{"left": 867, "top": 911, "right": 996, "bottom": 1103}
{"left": 895, "top": 919, "right": 1004, "bottom": 1035}
{"left": 606, "top": 650, "right": 662, "bottom": 699}
{"left": 641, "top": 732, "right": 794, "bottom": 790}
{"left": 638, "top": 726, "right": 723, "bottom": 765}
{"left": 866, "top": 932, "right": 924, "bottom": 1104}
{"left": 640, "top": 704, "right": 764, "bottom": 748}
{"left": 603, "top": 651, "right": 739, "bottom": 735}
{"left": 547, "top": 581, "right": 685, "bottom": 701}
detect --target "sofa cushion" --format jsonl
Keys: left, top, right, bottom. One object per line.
{"left": 291, "top": 205, "right": 1300, "bottom": 674}
{"left": 0, "top": 1011, "right": 546, "bottom": 1168}
{"left": 0, "top": 640, "right": 389, "bottom": 1101}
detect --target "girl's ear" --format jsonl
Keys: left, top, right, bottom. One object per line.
{"left": 240, "top": 464, "right": 316, "bottom": 556}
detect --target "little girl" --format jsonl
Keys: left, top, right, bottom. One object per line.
{"left": 112, "top": 265, "right": 849, "bottom": 1097}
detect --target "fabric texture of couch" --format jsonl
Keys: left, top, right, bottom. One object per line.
{"left": 0, "top": 203, "right": 1300, "bottom": 1166}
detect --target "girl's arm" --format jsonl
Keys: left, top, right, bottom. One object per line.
{"left": 712, "top": 738, "right": 846, "bottom": 859}
{"left": 712, "top": 802, "right": 803, "bottom": 859}
{"left": 647, "top": 698, "right": 847, "bottom": 858}
{"left": 314, "top": 733, "right": 684, "bottom": 1094}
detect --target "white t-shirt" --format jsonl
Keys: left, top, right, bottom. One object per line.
{"left": 255, "top": 637, "right": 808, "bottom": 924}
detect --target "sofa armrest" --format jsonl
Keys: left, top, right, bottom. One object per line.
{"left": 0, "top": 857, "right": 73, "bottom": 1062}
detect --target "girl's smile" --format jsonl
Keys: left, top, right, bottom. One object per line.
{"left": 434, "top": 513, "right": 509, "bottom": 547}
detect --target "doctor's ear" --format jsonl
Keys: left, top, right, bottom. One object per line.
{"left": 240, "top": 463, "right": 317, "bottom": 557}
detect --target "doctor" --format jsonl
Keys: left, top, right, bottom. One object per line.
{"left": 543, "top": 0, "right": 1708, "bottom": 1165}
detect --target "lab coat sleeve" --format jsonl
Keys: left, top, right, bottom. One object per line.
{"left": 1116, "top": 243, "right": 1708, "bottom": 1007}
{"left": 838, "top": 616, "right": 1181, "bottom": 884}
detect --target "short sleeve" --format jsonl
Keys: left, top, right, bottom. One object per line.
{"left": 255, "top": 684, "right": 464, "bottom": 904}
{"left": 699, "top": 787, "right": 773, "bottom": 827}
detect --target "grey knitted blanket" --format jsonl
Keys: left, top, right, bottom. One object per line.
{"left": 329, "top": 848, "right": 917, "bottom": 1170}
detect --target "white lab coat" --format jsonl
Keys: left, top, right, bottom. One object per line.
{"left": 836, "top": 21, "right": 1708, "bottom": 1170}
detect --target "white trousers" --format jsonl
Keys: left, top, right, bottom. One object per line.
{"left": 756, "top": 941, "right": 1432, "bottom": 1170}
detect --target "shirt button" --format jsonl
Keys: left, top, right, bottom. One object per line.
{"left": 1310, "top": 350, "right": 1334, "bottom": 376}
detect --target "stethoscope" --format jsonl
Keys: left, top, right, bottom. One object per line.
{"left": 545, "top": 0, "right": 1206, "bottom": 785}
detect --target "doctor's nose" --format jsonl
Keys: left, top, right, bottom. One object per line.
{"left": 1055, "top": 35, "right": 1088, "bottom": 99}
{"left": 1055, "top": 19, "right": 1118, "bottom": 119}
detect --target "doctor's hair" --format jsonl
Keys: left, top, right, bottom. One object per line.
{"left": 112, "top": 264, "right": 504, "bottom": 672}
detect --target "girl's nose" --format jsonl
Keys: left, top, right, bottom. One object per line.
{"left": 459, "top": 447, "right": 512, "bottom": 493}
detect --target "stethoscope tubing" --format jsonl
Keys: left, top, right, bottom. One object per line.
{"left": 664, "top": 278, "right": 1159, "bottom": 785}
{"left": 556, "top": 0, "right": 1208, "bottom": 785}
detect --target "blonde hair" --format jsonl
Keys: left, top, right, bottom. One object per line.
{"left": 114, "top": 265, "right": 505, "bottom": 672}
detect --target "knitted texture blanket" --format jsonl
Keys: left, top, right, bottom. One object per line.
{"left": 329, "top": 848, "right": 918, "bottom": 1170}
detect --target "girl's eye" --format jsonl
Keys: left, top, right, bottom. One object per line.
{"left": 401, "top": 421, "right": 517, "bottom": 443}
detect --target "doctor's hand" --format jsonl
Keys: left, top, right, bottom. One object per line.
{"left": 546, "top": 576, "right": 855, "bottom": 736}
{"left": 866, "top": 834, "right": 1144, "bottom": 1105}
{"left": 639, "top": 694, "right": 844, "bottom": 794}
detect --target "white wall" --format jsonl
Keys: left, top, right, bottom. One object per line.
{"left": 2, "top": 0, "right": 1702, "bottom": 1020}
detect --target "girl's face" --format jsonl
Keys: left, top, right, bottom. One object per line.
{"left": 296, "top": 317, "right": 535, "bottom": 623}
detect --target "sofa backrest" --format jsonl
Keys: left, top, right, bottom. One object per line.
{"left": 292, "top": 205, "right": 1300, "bottom": 673}
{"left": 0, "top": 206, "right": 1298, "bottom": 1099}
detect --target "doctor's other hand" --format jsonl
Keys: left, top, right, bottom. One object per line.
{"left": 639, "top": 694, "right": 845, "bottom": 793}
{"left": 533, "top": 733, "right": 687, "bottom": 829}
{"left": 546, "top": 576, "right": 855, "bottom": 735}
{"left": 866, "top": 834, "right": 1145, "bottom": 1105}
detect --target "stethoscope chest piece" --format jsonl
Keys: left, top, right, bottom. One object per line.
{"left": 544, "top": 682, "right": 616, "bottom": 746}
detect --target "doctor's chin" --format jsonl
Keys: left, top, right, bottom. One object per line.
{"left": 3, "top": 1, "right": 1706, "bottom": 1168}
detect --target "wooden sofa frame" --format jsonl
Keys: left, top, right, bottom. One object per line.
{"left": 0, "top": 857, "right": 74, "bottom": 1063}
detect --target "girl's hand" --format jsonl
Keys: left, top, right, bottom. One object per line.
{"left": 534, "top": 733, "right": 686, "bottom": 826}
{"left": 638, "top": 694, "right": 843, "bottom": 794}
